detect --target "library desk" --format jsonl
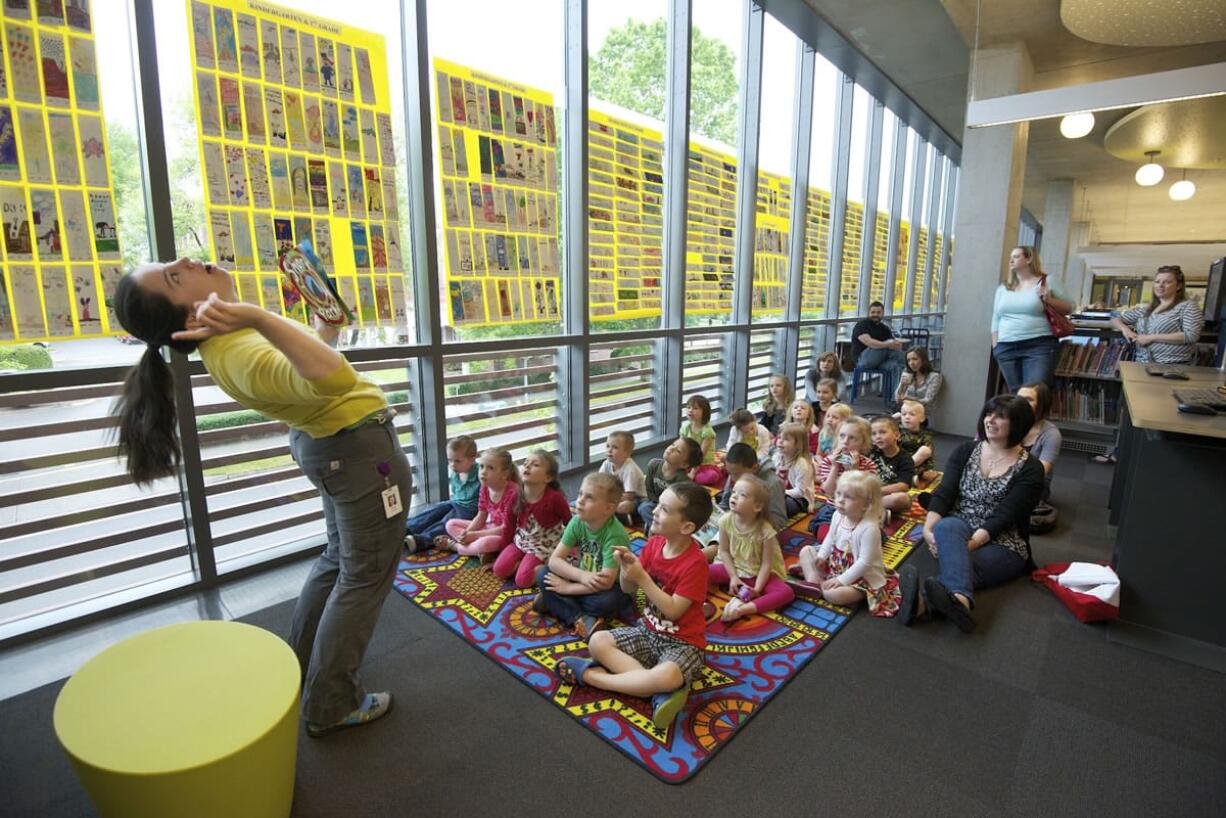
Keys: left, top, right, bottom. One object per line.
{"left": 1108, "top": 362, "right": 1226, "bottom": 672}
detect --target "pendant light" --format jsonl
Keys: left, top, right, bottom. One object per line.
{"left": 1169, "top": 169, "right": 1196, "bottom": 201}
{"left": 1059, "top": 112, "right": 1095, "bottom": 139}
{"left": 1135, "top": 151, "right": 1164, "bottom": 186}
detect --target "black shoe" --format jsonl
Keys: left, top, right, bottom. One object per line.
{"left": 916, "top": 492, "right": 933, "bottom": 511}
{"left": 923, "top": 577, "right": 975, "bottom": 633}
{"left": 898, "top": 565, "right": 919, "bottom": 626}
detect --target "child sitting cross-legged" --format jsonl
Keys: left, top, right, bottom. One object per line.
{"left": 599, "top": 430, "right": 647, "bottom": 526}
{"left": 795, "top": 470, "right": 901, "bottom": 617}
{"left": 712, "top": 475, "right": 794, "bottom": 622}
{"left": 817, "top": 402, "right": 852, "bottom": 458}
{"left": 773, "top": 421, "right": 816, "bottom": 519}
{"left": 725, "top": 408, "right": 771, "bottom": 463}
{"left": 897, "top": 399, "right": 938, "bottom": 487}
{"left": 556, "top": 483, "right": 715, "bottom": 729}
{"left": 491, "top": 450, "right": 571, "bottom": 588}
{"left": 440, "top": 447, "right": 520, "bottom": 559}
{"left": 869, "top": 415, "right": 917, "bottom": 520}
{"left": 534, "top": 472, "right": 632, "bottom": 639}
{"left": 639, "top": 436, "right": 702, "bottom": 538}
{"left": 716, "top": 442, "right": 788, "bottom": 533}
{"left": 404, "top": 434, "right": 480, "bottom": 554}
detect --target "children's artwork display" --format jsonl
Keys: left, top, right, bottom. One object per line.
{"left": 188, "top": 0, "right": 406, "bottom": 329}
{"left": 751, "top": 170, "right": 790, "bottom": 315}
{"left": 434, "top": 57, "right": 560, "bottom": 327}
{"left": 0, "top": 0, "right": 125, "bottom": 343}
{"left": 587, "top": 109, "right": 662, "bottom": 320}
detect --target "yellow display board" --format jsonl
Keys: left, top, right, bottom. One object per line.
{"left": 0, "top": 0, "right": 126, "bottom": 344}
{"left": 800, "top": 188, "right": 831, "bottom": 314}
{"left": 751, "top": 169, "right": 790, "bottom": 314}
{"left": 683, "top": 141, "right": 735, "bottom": 315}
{"left": 187, "top": 0, "right": 406, "bottom": 329}
{"left": 838, "top": 200, "right": 863, "bottom": 314}
{"left": 434, "top": 57, "right": 560, "bottom": 327}
{"left": 588, "top": 109, "right": 662, "bottom": 320}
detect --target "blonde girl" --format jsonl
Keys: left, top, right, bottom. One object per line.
{"left": 444, "top": 447, "right": 521, "bottom": 557}
{"left": 796, "top": 471, "right": 900, "bottom": 616}
{"left": 817, "top": 402, "right": 852, "bottom": 458}
{"left": 772, "top": 421, "right": 815, "bottom": 518}
{"left": 818, "top": 416, "right": 878, "bottom": 499}
{"left": 760, "top": 373, "right": 794, "bottom": 436}
{"left": 713, "top": 475, "right": 795, "bottom": 621}
{"left": 682, "top": 394, "right": 724, "bottom": 486}
{"left": 492, "top": 449, "right": 572, "bottom": 588}
{"left": 788, "top": 398, "right": 820, "bottom": 455}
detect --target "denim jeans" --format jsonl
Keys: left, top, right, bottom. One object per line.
{"left": 637, "top": 500, "right": 657, "bottom": 537}
{"left": 534, "top": 565, "right": 632, "bottom": 626}
{"left": 992, "top": 335, "right": 1059, "bottom": 392}
{"left": 931, "top": 516, "right": 1027, "bottom": 604}
{"left": 405, "top": 499, "right": 474, "bottom": 542}
{"left": 856, "top": 346, "right": 906, "bottom": 377}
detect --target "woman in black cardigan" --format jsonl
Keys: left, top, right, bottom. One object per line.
{"left": 898, "top": 396, "right": 1044, "bottom": 633}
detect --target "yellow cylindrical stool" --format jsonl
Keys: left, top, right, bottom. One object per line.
{"left": 53, "top": 620, "right": 300, "bottom": 818}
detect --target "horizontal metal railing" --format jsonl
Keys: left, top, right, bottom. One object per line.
{"left": 588, "top": 341, "right": 657, "bottom": 458}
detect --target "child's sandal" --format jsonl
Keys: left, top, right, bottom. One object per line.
{"left": 556, "top": 656, "right": 596, "bottom": 686}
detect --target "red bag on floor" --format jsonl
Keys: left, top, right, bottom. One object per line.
{"left": 1031, "top": 562, "right": 1120, "bottom": 623}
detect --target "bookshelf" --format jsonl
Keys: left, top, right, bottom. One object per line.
{"left": 1050, "top": 326, "right": 1131, "bottom": 453}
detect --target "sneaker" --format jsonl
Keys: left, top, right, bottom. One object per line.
{"left": 306, "top": 692, "right": 393, "bottom": 738}
{"left": 403, "top": 535, "right": 420, "bottom": 554}
{"left": 701, "top": 601, "right": 718, "bottom": 621}
{"left": 531, "top": 593, "right": 549, "bottom": 614}
{"left": 574, "top": 615, "right": 607, "bottom": 640}
{"left": 651, "top": 686, "right": 690, "bottom": 729}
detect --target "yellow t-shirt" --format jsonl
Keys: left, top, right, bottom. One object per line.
{"left": 198, "top": 327, "right": 386, "bottom": 438}
{"left": 718, "top": 514, "right": 786, "bottom": 581}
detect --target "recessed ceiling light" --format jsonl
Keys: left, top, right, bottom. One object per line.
{"left": 1135, "top": 151, "right": 1164, "bottom": 186}
{"left": 1060, "top": 112, "right": 1095, "bottom": 138}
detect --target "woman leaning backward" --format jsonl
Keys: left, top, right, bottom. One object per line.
{"left": 111, "top": 257, "right": 411, "bottom": 738}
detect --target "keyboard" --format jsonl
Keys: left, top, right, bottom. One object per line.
{"left": 1172, "top": 389, "right": 1226, "bottom": 410}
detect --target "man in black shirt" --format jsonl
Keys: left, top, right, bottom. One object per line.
{"left": 851, "top": 301, "right": 907, "bottom": 380}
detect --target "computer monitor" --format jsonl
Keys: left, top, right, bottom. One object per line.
{"left": 1206, "top": 257, "right": 1225, "bottom": 321}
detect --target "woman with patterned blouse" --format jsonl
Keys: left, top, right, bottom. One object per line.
{"left": 897, "top": 396, "right": 1044, "bottom": 633}
{"left": 1095, "top": 266, "right": 1205, "bottom": 465}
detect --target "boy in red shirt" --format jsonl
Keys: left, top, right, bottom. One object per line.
{"left": 556, "top": 483, "right": 713, "bottom": 728}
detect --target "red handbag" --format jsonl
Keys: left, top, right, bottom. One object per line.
{"left": 1041, "top": 275, "right": 1075, "bottom": 338}
{"left": 1031, "top": 562, "right": 1119, "bottom": 623}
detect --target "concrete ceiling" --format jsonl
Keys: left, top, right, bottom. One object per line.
{"left": 1022, "top": 111, "right": 1226, "bottom": 245}
{"left": 800, "top": 0, "right": 970, "bottom": 139}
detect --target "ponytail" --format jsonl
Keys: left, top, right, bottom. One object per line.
{"left": 110, "top": 271, "right": 200, "bottom": 486}
{"left": 114, "top": 346, "right": 181, "bottom": 485}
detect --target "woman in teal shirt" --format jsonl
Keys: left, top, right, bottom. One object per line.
{"left": 990, "top": 246, "right": 1074, "bottom": 391}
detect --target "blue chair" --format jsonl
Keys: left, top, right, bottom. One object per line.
{"left": 849, "top": 366, "right": 894, "bottom": 409}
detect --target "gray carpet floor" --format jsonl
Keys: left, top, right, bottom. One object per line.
{"left": 4, "top": 443, "right": 1225, "bottom": 817}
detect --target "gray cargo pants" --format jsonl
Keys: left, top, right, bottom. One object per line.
{"left": 287, "top": 413, "right": 411, "bottom": 725}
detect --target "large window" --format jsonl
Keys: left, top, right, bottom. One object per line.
{"left": 750, "top": 13, "right": 797, "bottom": 323}
{"left": 868, "top": 108, "right": 896, "bottom": 307}
{"left": 798, "top": 55, "right": 838, "bottom": 319}
{"left": 684, "top": 0, "right": 742, "bottom": 328}
{"left": 157, "top": 0, "right": 415, "bottom": 350}
{"left": 427, "top": 0, "right": 564, "bottom": 341}
{"left": 587, "top": 0, "right": 667, "bottom": 333}
{"left": 894, "top": 126, "right": 917, "bottom": 311}
{"left": 838, "top": 84, "right": 870, "bottom": 315}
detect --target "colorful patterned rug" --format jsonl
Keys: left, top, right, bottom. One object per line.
{"left": 392, "top": 485, "right": 929, "bottom": 783}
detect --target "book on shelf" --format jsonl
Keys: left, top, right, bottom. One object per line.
{"left": 1056, "top": 337, "right": 1132, "bottom": 378}
{"left": 1051, "top": 379, "right": 1120, "bottom": 426}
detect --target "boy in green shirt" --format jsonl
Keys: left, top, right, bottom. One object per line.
{"left": 535, "top": 472, "right": 632, "bottom": 639}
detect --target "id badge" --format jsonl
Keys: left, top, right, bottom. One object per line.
{"left": 381, "top": 484, "right": 403, "bottom": 518}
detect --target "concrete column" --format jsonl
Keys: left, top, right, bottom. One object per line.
{"left": 1042, "top": 180, "right": 1073, "bottom": 277}
{"left": 932, "top": 42, "right": 1033, "bottom": 436}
